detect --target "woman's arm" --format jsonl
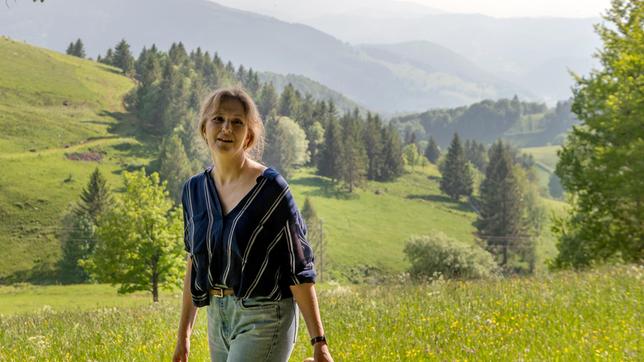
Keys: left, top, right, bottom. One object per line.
{"left": 290, "top": 283, "right": 333, "bottom": 362}
{"left": 173, "top": 257, "right": 199, "bottom": 362}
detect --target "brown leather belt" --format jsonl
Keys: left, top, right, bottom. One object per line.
{"left": 209, "top": 287, "right": 235, "bottom": 297}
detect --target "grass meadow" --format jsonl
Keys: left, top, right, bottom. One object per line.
{"left": 0, "top": 264, "right": 641, "bottom": 361}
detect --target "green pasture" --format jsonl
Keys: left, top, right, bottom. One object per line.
{"left": 0, "top": 264, "right": 640, "bottom": 361}
{"left": 0, "top": 36, "right": 564, "bottom": 283}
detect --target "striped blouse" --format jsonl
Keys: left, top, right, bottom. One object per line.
{"left": 181, "top": 166, "right": 316, "bottom": 307}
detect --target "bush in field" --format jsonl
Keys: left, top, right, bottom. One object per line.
{"left": 404, "top": 233, "right": 499, "bottom": 280}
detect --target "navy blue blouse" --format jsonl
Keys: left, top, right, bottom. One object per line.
{"left": 181, "top": 166, "right": 316, "bottom": 307}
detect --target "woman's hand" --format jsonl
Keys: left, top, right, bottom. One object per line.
{"left": 172, "top": 336, "right": 190, "bottom": 362}
{"left": 314, "top": 342, "right": 333, "bottom": 362}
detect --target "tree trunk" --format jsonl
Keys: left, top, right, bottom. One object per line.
{"left": 152, "top": 272, "right": 159, "bottom": 303}
{"left": 151, "top": 253, "right": 159, "bottom": 303}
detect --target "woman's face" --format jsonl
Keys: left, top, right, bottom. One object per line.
{"left": 204, "top": 97, "right": 250, "bottom": 156}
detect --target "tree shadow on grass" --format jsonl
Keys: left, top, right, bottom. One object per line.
{"left": 406, "top": 194, "right": 472, "bottom": 213}
{"left": 99, "top": 110, "right": 160, "bottom": 159}
{"left": 289, "top": 176, "right": 359, "bottom": 200}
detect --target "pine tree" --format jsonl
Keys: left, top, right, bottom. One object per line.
{"left": 363, "top": 113, "right": 383, "bottom": 180}
{"left": 59, "top": 168, "right": 111, "bottom": 283}
{"left": 58, "top": 213, "right": 94, "bottom": 283}
{"left": 379, "top": 124, "right": 404, "bottom": 181}
{"left": 425, "top": 136, "right": 441, "bottom": 164}
{"left": 66, "top": 42, "right": 75, "bottom": 56}
{"left": 257, "top": 82, "right": 278, "bottom": 119}
{"left": 113, "top": 39, "right": 135, "bottom": 76}
{"left": 168, "top": 42, "right": 188, "bottom": 66}
{"left": 101, "top": 48, "right": 115, "bottom": 66}
{"left": 278, "top": 83, "right": 301, "bottom": 119}
{"left": 476, "top": 140, "right": 536, "bottom": 274}
{"left": 75, "top": 168, "right": 112, "bottom": 224}
{"left": 465, "top": 139, "right": 488, "bottom": 172}
{"left": 341, "top": 114, "right": 367, "bottom": 192}
{"left": 72, "top": 38, "right": 85, "bottom": 58}
{"left": 439, "top": 133, "right": 473, "bottom": 201}
{"left": 159, "top": 132, "right": 194, "bottom": 204}
{"left": 317, "top": 117, "right": 344, "bottom": 183}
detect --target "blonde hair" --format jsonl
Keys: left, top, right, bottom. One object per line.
{"left": 198, "top": 86, "right": 264, "bottom": 160}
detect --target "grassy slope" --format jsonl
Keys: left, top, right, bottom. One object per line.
{"left": 0, "top": 37, "right": 151, "bottom": 279}
{"left": 0, "top": 37, "right": 564, "bottom": 282}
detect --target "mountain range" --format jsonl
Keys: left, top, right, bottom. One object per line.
{"left": 1, "top": 0, "right": 599, "bottom": 112}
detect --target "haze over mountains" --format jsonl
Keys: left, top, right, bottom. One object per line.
{"left": 1, "top": 0, "right": 600, "bottom": 112}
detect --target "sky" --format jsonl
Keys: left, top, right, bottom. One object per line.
{"left": 403, "top": 0, "right": 611, "bottom": 18}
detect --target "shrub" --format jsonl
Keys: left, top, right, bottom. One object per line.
{"left": 404, "top": 233, "right": 499, "bottom": 280}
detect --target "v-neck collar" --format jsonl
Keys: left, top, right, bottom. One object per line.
{"left": 205, "top": 166, "right": 271, "bottom": 218}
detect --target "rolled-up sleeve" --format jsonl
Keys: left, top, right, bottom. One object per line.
{"left": 283, "top": 188, "right": 316, "bottom": 285}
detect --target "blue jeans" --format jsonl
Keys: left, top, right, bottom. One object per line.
{"left": 207, "top": 295, "right": 298, "bottom": 362}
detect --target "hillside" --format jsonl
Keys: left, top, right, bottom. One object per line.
{"left": 257, "top": 71, "right": 367, "bottom": 114}
{"left": 0, "top": 0, "right": 527, "bottom": 112}
{"left": 0, "top": 38, "right": 563, "bottom": 283}
{"left": 392, "top": 98, "right": 578, "bottom": 148}
{"left": 0, "top": 37, "right": 150, "bottom": 281}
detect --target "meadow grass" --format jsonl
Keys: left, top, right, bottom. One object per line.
{"left": 522, "top": 146, "right": 561, "bottom": 171}
{"left": 0, "top": 264, "right": 640, "bottom": 361}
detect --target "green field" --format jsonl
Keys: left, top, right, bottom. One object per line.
{"left": 0, "top": 37, "right": 567, "bottom": 282}
{"left": 0, "top": 37, "right": 155, "bottom": 280}
{"left": 1, "top": 264, "right": 641, "bottom": 361}
{"left": 523, "top": 145, "right": 561, "bottom": 172}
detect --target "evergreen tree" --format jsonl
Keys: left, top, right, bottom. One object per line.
{"left": 439, "top": 133, "right": 473, "bottom": 201}
{"left": 75, "top": 168, "right": 112, "bottom": 224}
{"left": 465, "top": 139, "right": 488, "bottom": 172}
{"left": 476, "top": 140, "right": 537, "bottom": 274}
{"left": 159, "top": 61, "right": 191, "bottom": 135}
{"left": 113, "top": 39, "right": 135, "bottom": 76}
{"left": 341, "top": 114, "right": 367, "bottom": 192}
{"left": 100, "top": 48, "right": 115, "bottom": 66}
{"left": 159, "top": 132, "right": 194, "bottom": 204}
{"left": 257, "top": 82, "right": 278, "bottom": 119}
{"left": 379, "top": 124, "right": 404, "bottom": 181}
{"left": 425, "top": 136, "right": 441, "bottom": 164}
{"left": 72, "top": 38, "right": 85, "bottom": 58}
{"left": 59, "top": 168, "right": 111, "bottom": 283}
{"left": 278, "top": 83, "right": 300, "bottom": 119}
{"left": 168, "top": 42, "right": 188, "bottom": 66}
{"left": 66, "top": 39, "right": 85, "bottom": 58}
{"left": 66, "top": 42, "right": 75, "bottom": 56}
{"left": 363, "top": 113, "right": 383, "bottom": 180}
{"left": 554, "top": 0, "right": 643, "bottom": 268}
{"left": 58, "top": 213, "right": 95, "bottom": 283}
{"left": 317, "top": 117, "right": 344, "bottom": 183}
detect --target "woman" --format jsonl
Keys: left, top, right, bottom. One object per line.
{"left": 172, "top": 87, "right": 333, "bottom": 362}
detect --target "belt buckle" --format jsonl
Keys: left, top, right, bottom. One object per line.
{"left": 212, "top": 287, "right": 224, "bottom": 298}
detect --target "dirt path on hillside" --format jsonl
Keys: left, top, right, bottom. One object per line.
{"left": 0, "top": 137, "right": 136, "bottom": 160}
